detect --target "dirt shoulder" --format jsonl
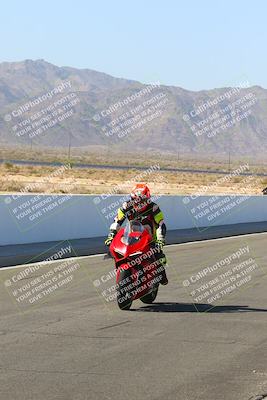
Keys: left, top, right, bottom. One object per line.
{"left": 1, "top": 163, "right": 266, "bottom": 195}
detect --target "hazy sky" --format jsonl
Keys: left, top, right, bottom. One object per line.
{"left": 1, "top": 0, "right": 266, "bottom": 90}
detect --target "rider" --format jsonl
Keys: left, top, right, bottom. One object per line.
{"left": 104, "top": 183, "right": 168, "bottom": 285}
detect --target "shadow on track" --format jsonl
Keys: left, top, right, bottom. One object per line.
{"left": 133, "top": 302, "right": 267, "bottom": 313}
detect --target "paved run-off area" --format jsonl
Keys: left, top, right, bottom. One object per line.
{"left": 0, "top": 233, "right": 266, "bottom": 400}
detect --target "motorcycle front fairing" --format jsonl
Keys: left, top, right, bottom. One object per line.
{"left": 110, "top": 228, "right": 152, "bottom": 264}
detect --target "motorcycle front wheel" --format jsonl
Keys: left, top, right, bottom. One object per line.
{"left": 140, "top": 284, "right": 159, "bottom": 304}
{"left": 117, "top": 269, "right": 133, "bottom": 310}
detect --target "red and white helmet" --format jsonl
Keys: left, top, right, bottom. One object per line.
{"left": 130, "top": 184, "right": 151, "bottom": 212}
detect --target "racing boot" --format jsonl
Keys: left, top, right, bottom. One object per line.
{"left": 158, "top": 253, "right": 168, "bottom": 285}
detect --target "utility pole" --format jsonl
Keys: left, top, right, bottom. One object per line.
{"left": 68, "top": 132, "right": 71, "bottom": 160}
{"left": 177, "top": 132, "right": 180, "bottom": 163}
{"left": 228, "top": 131, "right": 232, "bottom": 173}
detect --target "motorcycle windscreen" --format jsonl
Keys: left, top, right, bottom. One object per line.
{"left": 121, "top": 220, "right": 144, "bottom": 245}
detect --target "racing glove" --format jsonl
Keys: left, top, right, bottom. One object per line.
{"left": 155, "top": 239, "right": 165, "bottom": 251}
{"left": 104, "top": 231, "right": 116, "bottom": 247}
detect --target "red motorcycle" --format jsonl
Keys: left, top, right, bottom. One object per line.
{"left": 109, "top": 219, "right": 162, "bottom": 310}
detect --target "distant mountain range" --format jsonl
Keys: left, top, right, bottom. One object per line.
{"left": 0, "top": 59, "right": 266, "bottom": 157}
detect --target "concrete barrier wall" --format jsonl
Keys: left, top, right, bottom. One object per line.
{"left": 0, "top": 193, "right": 266, "bottom": 246}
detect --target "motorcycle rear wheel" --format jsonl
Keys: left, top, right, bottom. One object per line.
{"left": 117, "top": 269, "right": 133, "bottom": 310}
